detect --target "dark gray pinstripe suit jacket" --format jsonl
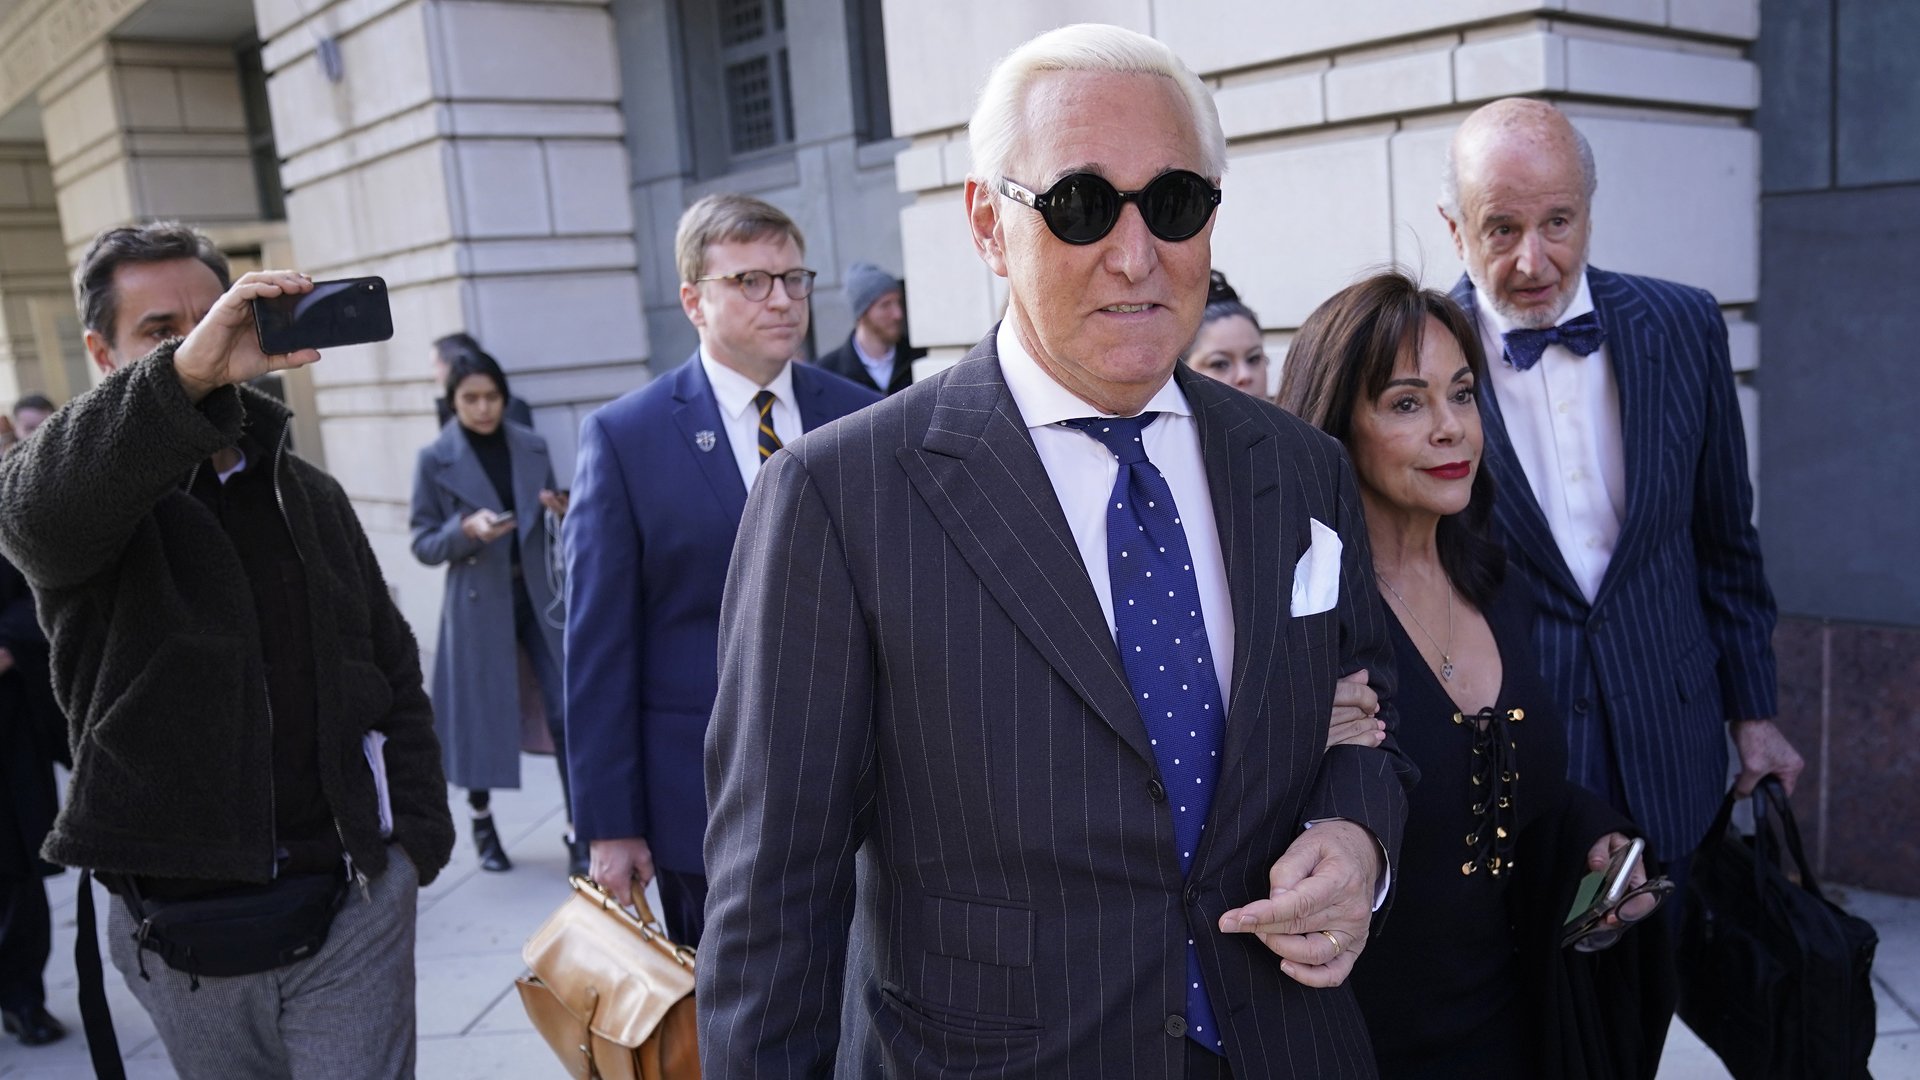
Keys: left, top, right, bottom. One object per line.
{"left": 700, "top": 335, "right": 1415, "bottom": 1078}
{"left": 1454, "top": 268, "right": 1779, "bottom": 861}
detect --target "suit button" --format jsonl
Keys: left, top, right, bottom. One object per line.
{"left": 466, "top": 590, "right": 478, "bottom": 600}
{"left": 1147, "top": 779, "right": 1166, "bottom": 803}
{"left": 463, "top": 555, "right": 478, "bottom": 566}
{"left": 1184, "top": 884, "right": 1200, "bottom": 906}
{"left": 1575, "top": 697, "right": 1591, "bottom": 713}
{"left": 1164, "top": 1014, "right": 1188, "bottom": 1038}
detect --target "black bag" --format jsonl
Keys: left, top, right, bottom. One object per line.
{"left": 1678, "top": 776, "right": 1878, "bottom": 1079}
{"left": 120, "top": 871, "right": 349, "bottom": 980}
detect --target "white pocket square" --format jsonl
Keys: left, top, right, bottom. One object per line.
{"left": 1291, "top": 518, "right": 1342, "bottom": 617}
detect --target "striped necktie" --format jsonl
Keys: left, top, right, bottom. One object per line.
{"left": 752, "top": 389, "right": 782, "bottom": 464}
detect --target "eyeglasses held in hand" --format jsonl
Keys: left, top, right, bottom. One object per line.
{"left": 1563, "top": 875, "right": 1675, "bottom": 953}
{"left": 693, "top": 269, "right": 817, "bottom": 302}
{"left": 997, "top": 170, "right": 1222, "bottom": 245}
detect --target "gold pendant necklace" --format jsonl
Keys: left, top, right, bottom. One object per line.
{"left": 1377, "top": 571, "right": 1455, "bottom": 681}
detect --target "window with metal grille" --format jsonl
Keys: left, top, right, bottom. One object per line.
{"left": 718, "top": 0, "right": 793, "bottom": 157}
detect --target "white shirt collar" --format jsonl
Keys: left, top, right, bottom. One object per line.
{"left": 1474, "top": 268, "right": 1597, "bottom": 344}
{"left": 994, "top": 318, "right": 1192, "bottom": 430}
{"left": 852, "top": 335, "right": 895, "bottom": 367}
{"left": 699, "top": 346, "right": 796, "bottom": 420}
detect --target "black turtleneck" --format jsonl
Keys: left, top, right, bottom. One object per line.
{"left": 463, "top": 423, "right": 520, "bottom": 569}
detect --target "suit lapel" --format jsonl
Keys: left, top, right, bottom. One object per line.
{"left": 1452, "top": 276, "right": 1587, "bottom": 605}
{"left": 793, "top": 362, "right": 842, "bottom": 432}
{"left": 670, "top": 357, "right": 749, "bottom": 524}
{"left": 1587, "top": 268, "right": 1659, "bottom": 608}
{"left": 897, "top": 339, "right": 1155, "bottom": 767}
{"left": 1181, "top": 367, "right": 1283, "bottom": 770}
{"left": 428, "top": 423, "right": 507, "bottom": 514}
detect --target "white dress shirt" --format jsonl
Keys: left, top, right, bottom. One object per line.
{"left": 854, "top": 337, "right": 897, "bottom": 391}
{"left": 996, "top": 321, "right": 1235, "bottom": 705}
{"left": 1478, "top": 272, "right": 1628, "bottom": 603}
{"left": 700, "top": 349, "right": 800, "bottom": 493}
{"left": 999, "top": 322, "right": 1388, "bottom": 904}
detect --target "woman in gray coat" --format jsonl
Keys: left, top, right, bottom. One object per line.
{"left": 410, "top": 344, "right": 576, "bottom": 873}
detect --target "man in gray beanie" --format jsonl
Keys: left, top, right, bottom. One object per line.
{"left": 814, "top": 261, "right": 924, "bottom": 395}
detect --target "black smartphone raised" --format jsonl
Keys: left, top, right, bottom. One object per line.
{"left": 252, "top": 276, "right": 394, "bottom": 354}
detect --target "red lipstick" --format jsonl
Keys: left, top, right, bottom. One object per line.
{"left": 1422, "top": 461, "right": 1472, "bottom": 480}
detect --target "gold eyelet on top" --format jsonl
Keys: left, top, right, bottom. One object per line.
{"left": 1462, "top": 861, "right": 1477, "bottom": 875}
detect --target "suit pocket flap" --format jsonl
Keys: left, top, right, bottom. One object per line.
{"left": 924, "top": 892, "right": 1033, "bottom": 968}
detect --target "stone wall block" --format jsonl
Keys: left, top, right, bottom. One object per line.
{"left": 881, "top": 0, "right": 1150, "bottom": 137}
{"left": 899, "top": 191, "right": 993, "bottom": 347}
{"left": 176, "top": 69, "right": 250, "bottom": 131}
{"left": 453, "top": 140, "right": 553, "bottom": 238}
{"left": 1159, "top": 0, "right": 1536, "bottom": 79}
{"left": 894, "top": 141, "right": 945, "bottom": 193}
{"left": 39, "top": 68, "right": 120, "bottom": 167}
{"left": 130, "top": 157, "right": 261, "bottom": 224}
{"left": 1452, "top": 31, "right": 1567, "bottom": 102}
{"left": 1209, "top": 133, "right": 1395, "bottom": 328}
{"left": 1387, "top": 121, "right": 1467, "bottom": 290}
{"left": 545, "top": 141, "right": 635, "bottom": 235}
{"left": 1214, "top": 72, "right": 1324, "bottom": 141}
{"left": 466, "top": 271, "right": 648, "bottom": 372}
{"left": 1564, "top": 37, "right": 1757, "bottom": 109}
{"left": 1324, "top": 47, "right": 1454, "bottom": 123}
{"left": 265, "top": 3, "right": 436, "bottom": 159}
{"left": 116, "top": 67, "right": 185, "bottom": 130}
{"left": 1578, "top": 115, "right": 1758, "bottom": 303}
{"left": 1564, "top": 0, "right": 1666, "bottom": 24}
{"left": 437, "top": 1, "right": 620, "bottom": 103}
{"left": 285, "top": 140, "right": 454, "bottom": 270}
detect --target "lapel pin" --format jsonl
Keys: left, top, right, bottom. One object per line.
{"left": 695, "top": 430, "right": 717, "bottom": 452}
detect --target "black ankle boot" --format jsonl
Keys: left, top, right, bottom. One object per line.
{"left": 473, "top": 813, "right": 512, "bottom": 872}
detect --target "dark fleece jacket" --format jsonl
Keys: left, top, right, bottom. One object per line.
{"left": 0, "top": 341, "right": 455, "bottom": 886}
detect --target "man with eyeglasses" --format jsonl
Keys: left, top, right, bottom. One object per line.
{"left": 563, "top": 193, "right": 878, "bottom": 945}
{"left": 698, "top": 25, "right": 1413, "bottom": 1079}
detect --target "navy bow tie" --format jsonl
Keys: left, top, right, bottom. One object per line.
{"left": 1501, "top": 310, "right": 1605, "bottom": 371}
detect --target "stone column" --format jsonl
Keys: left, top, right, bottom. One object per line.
{"left": 37, "top": 40, "right": 263, "bottom": 262}
{"left": 252, "top": 0, "right": 649, "bottom": 638}
{"left": 0, "top": 141, "right": 74, "bottom": 406}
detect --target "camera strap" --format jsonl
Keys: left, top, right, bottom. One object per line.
{"left": 75, "top": 871, "right": 128, "bottom": 1080}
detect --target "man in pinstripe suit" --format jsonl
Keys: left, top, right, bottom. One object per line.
{"left": 700, "top": 25, "right": 1414, "bottom": 1079}
{"left": 1439, "top": 98, "right": 1803, "bottom": 877}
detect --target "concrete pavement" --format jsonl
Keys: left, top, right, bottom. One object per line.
{"left": 2, "top": 753, "right": 1915, "bottom": 1078}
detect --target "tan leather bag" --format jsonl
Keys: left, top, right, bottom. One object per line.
{"left": 517, "top": 876, "right": 699, "bottom": 1080}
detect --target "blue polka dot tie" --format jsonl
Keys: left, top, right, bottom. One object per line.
{"left": 1065, "top": 412, "right": 1226, "bottom": 1056}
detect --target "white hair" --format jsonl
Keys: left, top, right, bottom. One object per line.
{"left": 967, "top": 23, "right": 1226, "bottom": 187}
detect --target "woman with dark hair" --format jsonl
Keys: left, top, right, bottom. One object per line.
{"left": 431, "top": 333, "right": 533, "bottom": 429}
{"left": 1278, "top": 271, "right": 1672, "bottom": 1079}
{"left": 1185, "top": 270, "right": 1269, "bottom": 395}
{"left": 410, "top": 344, "right": 582, "bottom": 874}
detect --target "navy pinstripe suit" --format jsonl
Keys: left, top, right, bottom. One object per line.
{"left": 1452, "top": 268, "right": 1778, "bottom": 861}
{"left": 699, "top": 338, "right": 1414, "bottom": 1078}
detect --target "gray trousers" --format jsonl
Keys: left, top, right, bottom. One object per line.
{"left": 109, "top": 850, "right": 419, "bottom": 1079}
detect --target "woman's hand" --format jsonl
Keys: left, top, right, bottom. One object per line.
{"left": 1586, "top": 831, "right": 1658, "bottom": 924}
{"left": 461, "top": 509, "right": 515, "bottom": 544}
{"left": 1327, "top": 669, "right": 1386, "bottom": 749}
{"left": 538, "top": 489, "right": 570, "bottom": 520}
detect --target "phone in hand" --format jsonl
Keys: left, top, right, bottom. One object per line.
{"left": 1565, "top": 836, "right": 1645, "bottom": 928}
{"left": 491, "top": 510, "right": 516, "bottom": 529}
{"left": 252, "top": 276, "right": 394, "bottom": 354}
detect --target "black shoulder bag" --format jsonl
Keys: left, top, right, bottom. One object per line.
{"left": 1677, "top": 776, "right": 1878, "bottom": 1079}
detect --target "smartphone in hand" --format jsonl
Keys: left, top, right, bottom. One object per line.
{"left": 253, "top": 276, "right": 394, "bottom": 354}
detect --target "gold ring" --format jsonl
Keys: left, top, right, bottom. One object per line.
{"left": 1319, "top": 930, "right": 1343, "bottom": 956}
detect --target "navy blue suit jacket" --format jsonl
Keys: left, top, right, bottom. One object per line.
{"left": 564, "top": 353, "right": 879, "bottom": 873}
{"left": 1453, "top": 268, "right": 1778, "bottom": 859}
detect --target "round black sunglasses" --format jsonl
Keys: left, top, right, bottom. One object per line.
{"left": 998, "top": 170, "right": 1222, "bottom": 245}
